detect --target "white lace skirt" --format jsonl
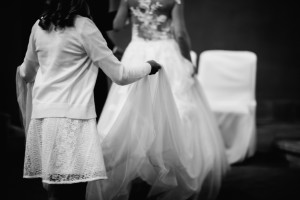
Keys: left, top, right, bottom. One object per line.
{"left": 23, "top": 118, "right": 107, "bottom": 184}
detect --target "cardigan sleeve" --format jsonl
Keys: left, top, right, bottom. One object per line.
{"left": 20, "top": 21, "right": 39, "bottom": 83}
{"left": 79, "top": 17, "right": 151, "bottom": 85}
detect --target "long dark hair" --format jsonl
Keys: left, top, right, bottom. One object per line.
{"left": 39, "top": 0, "right": 92, "bottom": 30}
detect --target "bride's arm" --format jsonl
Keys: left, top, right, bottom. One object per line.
{"left": 113, "top": 0, "right": 129, "bottom": 31}
{"left": 172, "top": 0, "right": 192, "bottom": 62}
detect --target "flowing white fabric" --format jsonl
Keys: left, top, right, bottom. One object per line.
{"left": 214, "top": 112, "right": 256, "bottom": 163}
{"left": 16, "top": 65, "right": 33, "bottom": 135}
{"left": 87, "top": 39, "right": 229, "bottom": 200}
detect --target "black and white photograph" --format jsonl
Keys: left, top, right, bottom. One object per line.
{"left": 4, "top": 0, "right": 300, "bottom": 200}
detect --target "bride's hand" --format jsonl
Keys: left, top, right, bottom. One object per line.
{"left": 191, "top": 65, "right": 198, "bottom": 77}
{"left": 191, "top": 71, "right": 197, "bottom": 77}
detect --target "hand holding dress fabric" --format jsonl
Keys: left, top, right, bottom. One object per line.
{"left": 88, "top": 0, "right": 229, "bottom": 199}
{"left": 147, "top": 60, "right": 162, "bottom": 75}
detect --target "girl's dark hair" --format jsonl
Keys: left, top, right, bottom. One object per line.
{"left": 39, "top": 0, "right": 92, "bottom": 30}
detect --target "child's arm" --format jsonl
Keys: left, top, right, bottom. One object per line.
{"left": 19, "top": 60, "right": 39, "bottom": 83}
{"left": 80, "top": 18, "right": 159, "bottom": 86}
{"left": 19, "top": 22, "right": 39, "bottom": 83}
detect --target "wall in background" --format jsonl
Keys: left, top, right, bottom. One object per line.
{"left": 184, "top": 0, "right": 300, "bottom": 123}
{"left": 113, "top": 0, "right": 300, "bottom": 123}
{"left": 5, "top": 0, "right": 300, "bottom": 126}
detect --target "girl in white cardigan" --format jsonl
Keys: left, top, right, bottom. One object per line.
{"left": 18, "top": 0, "right": 160, "bottom": 199}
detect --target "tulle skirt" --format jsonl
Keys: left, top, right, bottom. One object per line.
{"left": 87, "top": 38, "right": 229, "bottom": 200}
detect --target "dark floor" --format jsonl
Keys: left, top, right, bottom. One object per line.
{"left": 6, "top": 119, "right": 300, "bottom": 200}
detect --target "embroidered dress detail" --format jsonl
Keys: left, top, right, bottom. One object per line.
{"left": 130, "top": 0, "right": 173, "bottom": 40}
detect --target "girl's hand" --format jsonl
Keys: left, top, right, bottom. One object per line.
{"left": 147, "top": 60, "right": 162, "bottom": 75}
{"left": 191, "top": 65, "right": 198, "bottom": 77}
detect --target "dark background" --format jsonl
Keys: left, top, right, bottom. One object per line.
{"left": 3, "top": 1, "right": 300, "bottom": 200}
{"left": 4, "top": 0, "right": 300, "bottom": 127}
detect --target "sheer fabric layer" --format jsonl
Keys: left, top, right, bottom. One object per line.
{"left": 87, "top": 39, "right": 228, "bottom": 200}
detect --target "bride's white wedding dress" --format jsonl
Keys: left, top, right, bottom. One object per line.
{"left": 87, "top": 0, "right": 229, "bottom": 199}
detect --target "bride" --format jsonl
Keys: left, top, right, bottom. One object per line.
{"left": 87, "top": 0, "right": 229, "bottom": 200}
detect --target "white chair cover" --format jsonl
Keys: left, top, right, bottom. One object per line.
{"left": 197, "top": 50, "right": 257, "bottom": 164}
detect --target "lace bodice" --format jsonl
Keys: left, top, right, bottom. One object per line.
{"left": 127, "top": 0, "right": 181, "bottom": 40}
